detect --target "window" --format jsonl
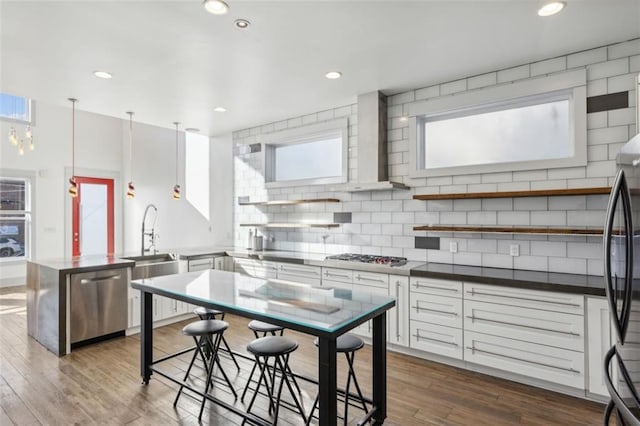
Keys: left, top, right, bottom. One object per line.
{"left": 409, "top": 69, "right": 587, "bottom": 177}
{"left": 0, "top": 176, "right": 32, "bottom": 259}
{"left": 261, "top": 118, "right": 348, "bottom": 187}
{"left": 185, "top": 132, "right": 210, "bottom": 220}
{"left": 0, "top": 92, "right": 32, "bottom": 123}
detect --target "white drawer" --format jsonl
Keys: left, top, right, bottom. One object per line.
{"left": 410, "top": 321, "right": 463, "bottom": 360}
{"left": 464, "top": 282, "right": 584, "bottom": 315}
{"left": 188, "top": 258, "right": 213, "bottom": 272}
{"left": 464, "top": 331, "right": 585, "bottom": 389}
{"left": 409, "top": 293, "right": 462, "bottom": 329}
{"left": 322, "top": 267, "right": 353, "bottom": 284}
{"left": 465, "top": 300, "right": 584, "bottom": 352}
{"left": 234, "top": 258, "right": 277, "bottom": 279}
{"left": 410, "top": 277, "right": 462, "bottom": 298}
{"left": 353, "top": 271, "right": 388, "bottom": 289}
{"left": 277, "top": 262, "right": 321, "bottom": 285}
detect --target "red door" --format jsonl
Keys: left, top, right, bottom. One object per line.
{"left": 72, "top": 177, "right": 114, "bottom": 257}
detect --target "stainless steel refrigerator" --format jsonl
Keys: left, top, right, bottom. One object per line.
{"left": 604, "top": 132, "right": 640, "bottom": 425}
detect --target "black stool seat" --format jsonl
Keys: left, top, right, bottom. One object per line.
{"left": 193, "top": 306, "right": 223, "bottom": 318}
{"left": 247, "top": 336, "right": 298, "bottom": 357}
{"left": 248, "top": 320, "right": 283, "bottom": 334}
{"left": 182, "top": 319, "right": 228, "bottom": 337}
{"left": 314, "top": 334, "right": 364, "bottom": 353}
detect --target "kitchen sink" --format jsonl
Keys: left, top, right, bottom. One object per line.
{"left": 122, "top": 253, "right": 180, "bottom": 279}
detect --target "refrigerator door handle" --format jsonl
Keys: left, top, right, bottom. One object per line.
{"left": 604, "top": 169, "right": 634, "bottom": 344}
{"left": 604, "top": 346, "right": 640, "bottom": 426}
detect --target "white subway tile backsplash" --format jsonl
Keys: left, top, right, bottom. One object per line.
{"left": 404, "top": 248, "right": 427, "bottom": 261}
{"left": 608, "top": 73, "right": 637, "bottom": 94}
{"left": 392, "top": 236, "right": 414, "bottom": 248}
{"left": 482, "top": 253, "right": 513, "bottom": 269}
{"left": 497, "top": 240, "right": 530, "bottom": 256}
{"left": 371, "top": 212, "right": 392, "bottom": 223}
{"left": 513, "top": 170, "right": 547, "bottom": 182}
{"left": 427, "top": 250, "right": 453, "bottom": 264}
{"left": 389, "top": 91, "right": 415, "bottom": 105}
{"left": 632, "top": 54, "right": 640, "bottom": 72}
{"left": 514, "top": 256, "right": 548, "bottom": 271}
{"left": 586, "top": 195, "right": 609, "bottom": 210}
{"left": 481, "top": 172, "right": 512, "bottom": 183}
{"left": 439, "top": 212, "right": 467, "bottom": 225}
{"left": 453, "top": 199, "right": 482, "bottom": 211}
{"left": 513, "top": 197, "right": 547, "bottom": 211}
{"left": 548, "top": 196, "right": 586, "bottom": 211}
{"left": 372, "top": 235, "right": 392, "bottom": 247}
{"left": 415, "top": 85, "right": 440, "bottom": 100}
{"left": 587, "top": 259, "right": 604, "bottom": 276}
{"left": 403, "top": 199, "right": 427, "bottom": 212}
{"left": 588, "top": 145, "right": 608, "bottom": 162}
{"left": 531, "top": 180, "right": 567, "bottom": 190}
{"left": 468, "top": 183, "right": 498, "bottom": 193}
{"left": 392, "top": 212, "right": 415, "bottom": 223}
{"left": 468, "top": 72, "right": 497, "bottom": 90}
{"left": 497, "top": 65, "right": 530, "bottom": 83}
{"left": 608, "top": 39, "right": 640, "bottom": 60}
{"left": 453, "top": 174, "right": 482, "bottom": 184}
{"left": 609, "top": 107, "right": 636, "bottom": 126}
{"left": 468, "top": 239, "right": 497, "bottom": 253}
{"left": 382, "top": 224, "right": 404, "bottom": 235}
{"left": 482, "top": 198, "right": 513, "bottom": 211}
{"left": 426, "top": 199, "right": 453, "bottom": 211}
{"left": 361, "top": 201, "right": 381, "bottom": 212}
{"left": 414, "top": 211, "right": 439, "bottom": 225}
{"left": 530, "top": 211, "right": 567, "bottom": 226}
{"left": 497, "top": 182, "right": 530, "bottom": 192}
{"left": 531, "top": 241, "right": 566, "bottom": 257}
{"left": 587, "top": 111, "right": 607, "bottom": 129}
{"left": 453, "top": 252, "right": 482, "bottom": 266}
{"left": 566, "top": 210, "right": 605, "bottom": 227}
{"left": 352, "top": 212, "right": 372, "bottom": 223}
{"left": 497, "top": 211, "right": 530, "bottom": 225}
{"left": 547, "top": 167, "right": 585, "bottom": 180}
{"left": 568, "top": 47, "right": 607, "bottom": 68}
{"left": 548, "top": 257, "right": 586, "bottom": 274}
{"left": 567, "top": 242, "right": 602, "bottom": 259}
{"left": 441, "top": 79, "right": 467, "bottom": 95}
{"left": 468, "top": 211, "right": 497, "bottom": 225}
{"left": 587, "top": 58, "right": 629, "bottom": 80}
{"left": 531, "top": 57, "right": 566, "bottom": 76}
{"left": 588, "top": 126, "right": 630, "bottom": 145}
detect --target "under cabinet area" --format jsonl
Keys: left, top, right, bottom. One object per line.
{"left": 586, "top": 297, "right": 612, "bottom": 397}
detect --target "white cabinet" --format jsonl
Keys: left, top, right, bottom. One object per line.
{"left": 389, "top": 275, "right": 409, "bottom": 347}
{"left": 233, "top": 258, "right": 277, "bottom": 279}
{"left": 587, "top": 297, "right": 612, "bottom": 397}
{"left": 128, "top": 289, "right": 141, "bottom": 328}
{"left": 409, "top": 277, "right": 463, "bottom": 360}
{"left": 463, "top": 282, "right": 585, "bottom": 389}
{"left": 188, "top": 257, "right": 214, "bottom": 272}
{"left": 214, "top": 256, "right": 233, "bottom": 271}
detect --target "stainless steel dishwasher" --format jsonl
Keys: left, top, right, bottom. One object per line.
{"left": 70, "top": 268, "right": 128, "bottom": 344}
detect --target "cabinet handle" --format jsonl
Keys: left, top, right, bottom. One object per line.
{"left": 413, "top": 305, "right": 457, "bottom": 316}
{"left": 413, "top": 282, "right": 458, "bottom": 292}
{"left": 80, "top": 274, "right": 121, "bottom": 284}
{"left": 465, "top": 315, "right": 580, "bottom": 336}
{"left": 356, "top": 274, "right": 386, "bottom": 283}
{"left": 324, "top": 271, "right": 351, "bottom": 279}
{"left": 413, "top": 332, "right": 458, "bottom": 347}
{"left": 465, "top": 290, "right": 581, "bottom": 308}
{"left": 396, "top": 281, "right": 401, "bottom": 340}
{"left": 280, "top": 265, "right": 319, "bottom": 275}
{"left": 466, "top": 346, "right": 580, "bottom": 374}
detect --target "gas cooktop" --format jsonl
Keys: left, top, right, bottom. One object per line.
{"left": 325, "top": 253, "right": 408, "bottom": 267}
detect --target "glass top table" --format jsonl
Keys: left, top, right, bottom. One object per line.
{"left": 131, "top": 269, "right": 395, "bottom": 425}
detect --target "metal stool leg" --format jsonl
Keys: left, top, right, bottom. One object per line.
{"left": 346, "top": 351, "right": 368, "bottom": 413}
{"left": 174, "top": 335, "right": 208, "bottom": 406}
{"left": 273, "top": 354, "right": 307, "bottom": 425}
{"left": 243, "top": 355, "right": 276, "bottom": 425}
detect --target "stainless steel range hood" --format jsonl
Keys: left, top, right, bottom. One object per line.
{"left": 332, "top": 91, "right": 409, "bottom": 192}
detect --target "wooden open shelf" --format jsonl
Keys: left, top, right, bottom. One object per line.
{"left": 413, "top": 225, "right": 604, "bottom": 236}
{"left": 238, "top": 198, "right": 340, "bottom": 206}
{"left": 413, "top": 187, "right": 611, "bottom": 201}
{"left": 239, "top": 223, "right": 340, "bottom": 229}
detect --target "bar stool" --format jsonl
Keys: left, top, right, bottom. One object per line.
{"left": 243, "top": 336, "right": 307, "bottom": 425}
{"left": 307, "top": 334, "right": 368, "bottom": 426}
{"left": 174, "top": 319, "right": 237, "bottom": 421}
{"left": 241, "top": 320, "right": 302, "bottom": 401}
{"left": 193, "top": 307, "right": 241, "bottom": 371}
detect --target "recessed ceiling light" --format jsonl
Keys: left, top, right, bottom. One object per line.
{"left": 185, "top": 128, "right": 200, "bottom": 133}
{"left": 93, "top": 70, "right": 113, "bottom": 79}
{"left": 538, "top": 2, "right": 565, "bottom": 16}
{"left": 214, "top": 107, "right": 227, "bottom": 112}
{"left": 203, "top": 0, "right": 229, "bottom": 15}
{"left": 234, "top": 19, "right": 250, "bottom": 29}
{"left": 325, "top": 71, "right": 342, "bottom": 80}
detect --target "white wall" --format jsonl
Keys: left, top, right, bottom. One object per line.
{"left": 233, "top": 38, "right": 640, "bottom": 276}
{"left": 1, "top": 101, "right": 234, "bottom": 286}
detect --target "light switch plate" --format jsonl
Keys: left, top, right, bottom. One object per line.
{"left": 449, "top": 241, "right": 458, "bottom": 253}
{"left": 510, "top": 244, "right": 519, "bottom": 257}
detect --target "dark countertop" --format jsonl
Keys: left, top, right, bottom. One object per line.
{"left": 28, "top": 256, "right": 134, "bottom": 274}
{"left": 410, "top": 262, "right": 606, "bottom": 296}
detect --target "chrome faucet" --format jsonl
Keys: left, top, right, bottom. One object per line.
{"left": 141, "top": 204, "right": 158, "bottom": 255}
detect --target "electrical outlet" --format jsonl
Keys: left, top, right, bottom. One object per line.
{"left": 510, "top": 244, "right": 519, "bottom": 257}
{"left": 449, "top": 241, "right": 458, "bottom": 253}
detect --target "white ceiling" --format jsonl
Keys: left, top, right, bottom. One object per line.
{"left": 2, "top": 1, "right": 640, "bottom": 137}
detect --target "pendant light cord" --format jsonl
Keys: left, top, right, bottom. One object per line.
{"left": 71, "top": 99, "right": 75, "bottom": 177}
{"left": 128, "top": 112, "right": 134, "bottom": 181}
{"left": 174, "top": 122, "right": 179, "bottom": 184}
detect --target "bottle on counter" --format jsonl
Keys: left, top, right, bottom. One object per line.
{"left": 248, "top": 228, "right": 253, "bottom": 250}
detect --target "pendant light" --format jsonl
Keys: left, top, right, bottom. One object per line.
{"left": 172, "top": 122, "right": 181, "bottom": 200}
{"left": 68, "top": 98, "right": 78, "bottom": 197}
{"left": 126, "top": 111, "right": 135, "bottom": 199}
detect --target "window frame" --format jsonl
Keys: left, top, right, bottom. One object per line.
{"left": 260, "top": 118, "right": 349, "bottom": 188}
{"left": 408, "top": 69, "right": 587, "bottom": 178}
{"left": 0, "top": 93, "right": 34, "bottom": 125}
{"left": 0, "top": 170, "right": 35, "bottom": 262}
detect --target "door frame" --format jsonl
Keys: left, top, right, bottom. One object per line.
{"left": 65, "top": 167, "right": 121, "bottom": 258}
{"left": 72, "top": 176, "right": 115, "bottom": 257}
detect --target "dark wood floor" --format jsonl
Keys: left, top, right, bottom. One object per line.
{"left": 0, "top": 286, "right": 607, "bottom": 425}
